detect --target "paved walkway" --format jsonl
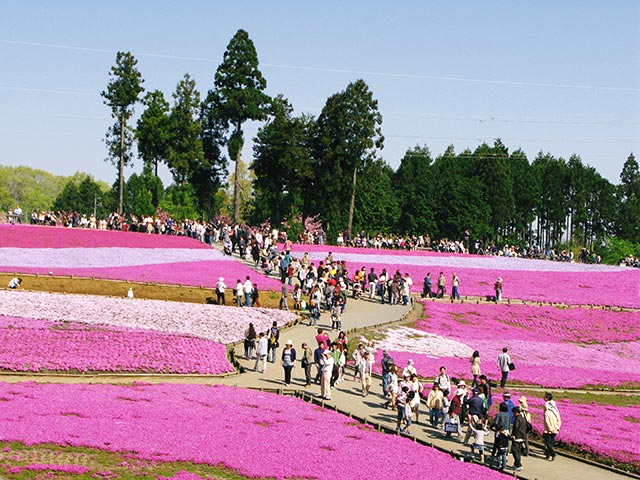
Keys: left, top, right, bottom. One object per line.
{"left": 220, "top": 296, "right": 632, "bottom": 480}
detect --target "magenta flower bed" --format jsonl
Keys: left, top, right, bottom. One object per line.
{"left": 0, "top": 224, "right": 210, "bottom": 249}
{"left": 0, "top": 316, "right": 233, "bottom": 374}
{"left": 0, "top": 382, "right": 509, "bottom": 480}
{"left": 372, "top": 302, "right": 640, "bottom": 388}
{"left": 0, "top": 225, "right": 283, "bottom": 291}
{"left": 289, "top": 245, "right": 639, "bottom": 307}
{"left": 3, "top": 261, "right": 284, "bottom": 291}
{"left": 499, "top": 392, "right": 640, "bottom": 465}
{"left": 0, "top": 291, "right": 297, "bottom": 344}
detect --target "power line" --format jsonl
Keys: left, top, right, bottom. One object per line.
{"left": 2, "top": 39, "right": 638, "bottom": 93}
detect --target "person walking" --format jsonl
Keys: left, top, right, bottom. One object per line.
{"left": 281, "top": 340, "right": 296, "bottom": 386}
{"left": 243, "top": 276, "right": 253, "bottom": 307}
{"left": 279, "top": 282, "right": 289, "bottom": 310}
{"left": 497, "top": 347, "right": 512, "bottom": 388}
{"left": 381, "top": 350, "right": 395, "bottom": 397}
{"left": 470, "top": 350, "right": 481, "bottom": 386}
{"left": 359, "top": 351, "right": 374, "bottom": 396}
{"left": 215, "top": 277, "right": 226, "bottom": 305}
{"left": 267, "top": 321, "right": 280, "bottom": 363}
{"left": 320, "top": 349, "right": 334, "bottom": 400}
{"left": 254, "top": 332, "right": 268, "bottom": 373}
{"left": 300, "top": 342, "right": 313, "bottom": 387}
{"left": 437, "top": 272, "right": 446, "bottom": 298}
{"left": 519, "top": 396, "right": 532, "bottom": 456}
{"left": 494, "top": 277, "right": 503, "bottom": 302}
{"left": 543, "top": 392, "right": 562, "bottom": 461}
{"left": 511, "top": 406, "right": 527, "bottom": 472}
{"left": 451, "top": 272, "right": 461, "bottom": 300}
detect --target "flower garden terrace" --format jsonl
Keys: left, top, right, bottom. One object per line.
{"left": 1, "top": 223, "right": 639, "bottom": 477}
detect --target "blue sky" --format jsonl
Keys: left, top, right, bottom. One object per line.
{"left": 1, "top": 0, "right": 639, "bottom": 186}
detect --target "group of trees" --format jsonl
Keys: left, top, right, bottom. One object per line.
{"left": 17, "top": 28, "right": 629, "bottom": 257}
{"left": 100, "top": 29, "right": 268, "bottom": 222}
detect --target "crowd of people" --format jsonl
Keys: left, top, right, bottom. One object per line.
{"left": 242, "top": 321, "right": 561, "bottom": 474}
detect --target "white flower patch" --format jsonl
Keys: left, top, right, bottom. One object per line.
{"left": 375, "top": 326, "right": 474, "bottom": 358}
{"left": 0, "top": 247, "right": 225, "bottom": 269}
{"left": 0, "top": 290, "right": 296, "bottom": 344}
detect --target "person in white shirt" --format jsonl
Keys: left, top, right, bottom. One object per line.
{"left": 235, "top": 279, "right": 244, "bottom": 307}
{"left": 243, "top": 276, "right": 253, "bottom": 307}
{"left": 320, "top": 350, "right": 334, "bottom": 400}
{"left": 359, "top": 351, "right": 374, "bottom": 396}
{"left": 254, "top": 332, "right": 268, "bottom": 373}
{"left": 8, "top": 277, "right": 22, "bottom": 289}
{"left": 402, "top": 359, "right": 417, "bottom": 378}
{"left": 215, "top": 277, "right": 227, "bottom": 305}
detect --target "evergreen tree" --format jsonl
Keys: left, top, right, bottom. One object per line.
{"left": 616, "top": 153, "right": 640, "bottom": 242}
{"left": 101, "top": 51, "right": 144, "bottom": 214}
{"left": 205, "top": 29, "right": 270, "bottom": 223}
{"left": 251, "top": 95, "right": 314, "bottom": 225}
{"left": 136, "top": 90, "right": 171, "bottom": 179}
{"left": 167, "top": 74, "right": 203, "bottom": 185}
{"left": 314, "top": 79, "right": 383, "bottom": 238}
{"left": 354, "top": 158, "right": 399, "bottom": 234}
{"left": 393, "top": 145, "right": 435, "bottom": 235}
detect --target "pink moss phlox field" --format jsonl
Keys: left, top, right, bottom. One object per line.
{"left": 4, "top": 261, "right": 284, "bottom": 291}
{"left": 373, "top": 302, "right": 640, "bottom": 388}
{"left": 494, "top": 391, "right": 640, "bottom": 464}
{"left": 0, "top": 224, "right": 210, "bottom": 249}
{"left": 289, "top": 245, "right": 639, "bottom": 308}
{"left": 0, "top": 383, "right": 509, "bottom": 480}
{"left": 0, "top": 224, "right": 283, "bottom": 291}
{"left": 0, "top": 316, "right": 233, "bottom": 374}
{"left": 0, "top": 291, "right": 296, "bottom": 344}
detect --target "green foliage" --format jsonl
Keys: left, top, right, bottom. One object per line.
{"left": 0, "top": 167, "right": 100, "bottom": 218}
{"left": 101, "top": 51, "right": 145, "bottom": 214}
{"left": 599, "top": 237, "right": 640, "bottom": 265}
{"left": 393, "top": 145, "right": 436, "bottom": 235}
{"left": 208, "top": 28, "right": 271, "bottom": 222}
{"left": 616, "top": 153, "right": 640, "bottom": 243}
{"left": 123, "top": 167, "right": 164, "bottom": 216}
{"left": 166, "top": 73, "right": 203, "bottom": 185}
{"left": 159, "top": 183, "right": 199, "bottom": 221}
{"left": 354, "top": 158, "right": 399, "bottom": 234}
{"left": 251, "top": 95, "right": 314, "bottom": 225}
{"left": 136, "top": 89, "right": 171, "bottom": 178}
{"left": 313, "top": 79, "right": 384, "bottom": 238}
{"left": 53, "top": 175, "right": 111, "bottom": 218}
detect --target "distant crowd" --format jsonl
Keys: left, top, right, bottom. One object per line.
{"left": 5, "top": 205, "right": 614, "bottom": 266}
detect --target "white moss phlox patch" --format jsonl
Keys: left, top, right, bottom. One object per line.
{"left": 376, "top": 326, "right": 473, "bottom": 358}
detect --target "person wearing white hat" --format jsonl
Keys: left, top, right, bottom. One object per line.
{"left": 215, "top": 277, "right": 226, "bottom": 305}
{"left": 281, "top": 340, "right": 296, "bottom": 387}
{"left": 320, "top": 349, "right": 334, "bottom": 400}
{"left": 495, "top": 277, "right": 503, "bottom": 302}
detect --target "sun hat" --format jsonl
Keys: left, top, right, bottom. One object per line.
{"left": 518, "top": 396, "right": 528, "bottom": 405}
{"left": 457, "top": 381, "right": 466, "bottom": 387}
{"left": 218, "top": 277, "right": 224, "bottom": 281}
{"left": 323, "top": 350, "right": 331, "bottom": 355}
{"left": 286, "top": 339, "right": 293, "bottom": 346}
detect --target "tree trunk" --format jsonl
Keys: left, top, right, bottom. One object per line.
{"left": 233, "top": 147, "right": 241, "bottom": 224}
{"left": 347, "top": 164, "right": 357, "bottom": 237}
{"left": 119, "top": 114, "right": 125, "bottom": 215}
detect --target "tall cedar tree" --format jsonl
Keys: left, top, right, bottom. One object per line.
{"left": 101, "top": 52, "right": 144, "bottom": 215}
{"left": 393, "top": 145, "right": 435, "bottom": 236}
{"left": 166, "top": 74, "right": 203, "bottom": 186}
{"left": 206, "top": 29, "right": 270, "bottom": 223}
{"left": 136, "top": 90, "right": 171, "bottom": 178}
{"left": 251, "top": 95, "right": 314, "bottom": 225}
{"left": 314, "top": 79, "right": 383, "bottom": 238}
{"left": 617, "top": 153, "right": 640, "bottom": 242}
